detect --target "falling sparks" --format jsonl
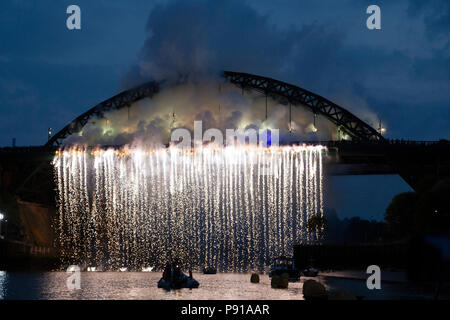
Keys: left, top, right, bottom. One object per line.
{"left": 53, "top": 145, "right": 326, "bottom": 272}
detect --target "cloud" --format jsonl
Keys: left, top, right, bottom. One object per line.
{"left": 408, "top": 0, "right": 450, "bottom": 37}
{"left": 69, "top": 0, "right": 450, "bottom": 144}
{"left": 122, "top": 0, "right": 344, "bottom": 86}
{"left": 2, "top": 0, "right": 449, "bottom": 146}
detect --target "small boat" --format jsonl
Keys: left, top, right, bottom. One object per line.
{"left": 268, "top": 256, "right": 301, "bottom": 282}
{"left": 158, "top": 264, "right": 199, "bottom": 290}
{"left": 202, "top": 267, "right": 217, "bottom": 274}
{"left": 157, "top": 274, "right": 199, "bottom": 290}
{"left": 302, "top": 258, "right": 319, "bottom": 277}
{"left": 303, "top": 267, "right": 319, "bottom": 277}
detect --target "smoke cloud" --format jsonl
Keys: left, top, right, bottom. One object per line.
{"left": 65, "top": 0, "right": 376, "bottom": 146}
{"left": 65, "top": 80, "right": 338, "bottom": 146}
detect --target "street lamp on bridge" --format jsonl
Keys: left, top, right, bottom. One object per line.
{"left": 378, "top": 120, "right": 386, "bottom": 136}
{"left": 0, "top": 212, "right": 6, "bottom": 239}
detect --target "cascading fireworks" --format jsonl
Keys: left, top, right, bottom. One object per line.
{"left": 53, "top": 145, "right": 325, "bottom": 272}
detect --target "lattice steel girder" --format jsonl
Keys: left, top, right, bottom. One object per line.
{"left": 46, "top": 81, "right": 160, "bottom": 147}
{"left": 224, "top": 71, "right": 385, "bottom": 141}
{"left": 47, "top": 71, "right": 384, "bottom": 147}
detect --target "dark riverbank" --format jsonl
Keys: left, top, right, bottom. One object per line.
{"left": 0, "top": 239, "right": 58, "bottom": 271}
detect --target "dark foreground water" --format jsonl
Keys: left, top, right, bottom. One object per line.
{"left": 0, "top": 271, "right": 445, "bottom": 300}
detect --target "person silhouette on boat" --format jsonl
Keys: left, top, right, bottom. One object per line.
{"left": 162, "top": 261, "right": 183, "bottom": 283}
{"left": 162, "top": 263, "right": 171, "bottom": 281}
{"left": 158, "top": 261, "right": 199, "bottom": 289}
{"left": 172, "top": 260, "right": 182, "bottom": 282}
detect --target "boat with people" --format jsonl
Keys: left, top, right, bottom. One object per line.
{"left": 202, "top": 266, "right": 217, "bottom": 274}
{"left": 268, "top": 256, "right": 301, "bottom": 282}
{"left": 303, "top": 267, "right": 319, "bottom": 277}
{"left": 157, "top": 263, "right": 199, "bottom": 290}
{"left": 302, "top": 258, "right": 319, "bottom": 277}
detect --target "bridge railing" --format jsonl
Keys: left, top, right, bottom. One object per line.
{"left": 325, "top": 139, "right": 450, "bottom": 148}
{"left": 1, "top": 139, "right": 448, "bottom": 153}
{"left": 0, "top": 146, "right": 56, "bottom": 153}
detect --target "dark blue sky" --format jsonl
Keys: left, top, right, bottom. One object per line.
{"left": 0, "top": 0, "right": 448, "bottom": 220}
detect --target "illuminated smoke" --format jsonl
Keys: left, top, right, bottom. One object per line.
{"left": 53, "top": 145, "right": 325, "bottom": 271}
{"left": 63, "top": 81, "right": 339, "bottom": 146}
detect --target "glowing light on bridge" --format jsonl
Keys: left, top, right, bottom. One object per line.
{"left": 53, "top": 144, "right": 325, "bottom": 271}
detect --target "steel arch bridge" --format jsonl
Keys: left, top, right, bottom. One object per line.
{"left": 46, "top": 81, "right": 160, "bottom": 147}
{"left": 3, "top": 71, "right": 448, "bottom": 206}
{"left": 224, "top": 72, "right": 384, "bottom": 142}
{"left": 46, "top": 71, "right": 384, "bottom": 147}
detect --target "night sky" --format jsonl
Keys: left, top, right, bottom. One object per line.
{"left": 0, "top": 0, "right": 448, "bottom": 220}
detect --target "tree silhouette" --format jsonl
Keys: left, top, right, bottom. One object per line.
{"left": 306, "top": 214, "right": 328, "bottom": 242}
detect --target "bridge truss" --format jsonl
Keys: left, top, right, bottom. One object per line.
{"left": 46, "top": 82, "right": 159, "bottom": 147}
{"left": 46, "top": 71, "right": 385, "bottom": 147}
{"left": 224, "top": 71, "right": 385, "bottom": 142}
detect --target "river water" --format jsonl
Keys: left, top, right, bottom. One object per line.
{"left": 1, "top": 271, "right": 445, "bottom": 300}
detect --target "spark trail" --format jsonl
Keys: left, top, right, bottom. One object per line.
{"left": 53, "top": 145, "right": 325, "bottom": 271}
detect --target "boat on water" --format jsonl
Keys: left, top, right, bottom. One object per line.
{"left": 268, "top": 256, "right": 301, "bottom": 282}
{"left": 302, "top": 258, "right": 319, "bottom": 277}
{"left": 303, "top": 267, "right": 319, "bottom": 277}
{"left": 157, "top": 274, "right": 199, "bottom": 290}
{"left": 202, "top": 267, "right": 217, "bottom": 274}
{"left": 157, "top": 264, "right": 199, "bottom": 290}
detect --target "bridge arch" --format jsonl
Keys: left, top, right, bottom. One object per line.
{"left": 46, "top": 71, "right": 384, "bottom": 147}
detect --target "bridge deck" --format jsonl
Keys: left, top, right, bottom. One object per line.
{"left": 1, "top": 140, "right": 449, "bottom": 204}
